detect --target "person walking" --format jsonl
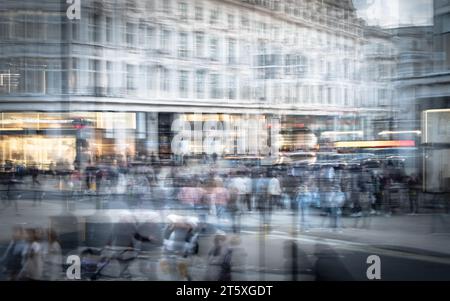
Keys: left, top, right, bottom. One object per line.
{"left": 177, "top": 178, "right": 205, "bottom": 210}
{"left": 43, "top": 229, "right": 63, "bottom": 281}
{"left": 296, "top": 181, "right": 313, "bottom": 232}
{"left": 209, "top": 179, "right": 230, "bottom": 228}
{"left": 19, "top": 228, "right": 45, "bottom": 281}
{"left": 0, "top": 226, "right": 27, "bottom": 280}
{"left": 30, "top": 164, "right": 42, "bottom": 207}
{"left": 268, "top": 171, "right": 282, "bottom": 210}
{"left": 407, "top": 173, "right": 420, "bottom": 214}
{"left": 227, "top": 184, "right": 241, "bottom": 233}
{"left": 6, "top": 173, "right": 21, "bottom": 215}
{"left": 354, "top": 165, "right": 374, "bottom": 229}
{"left": 326, "top": 183, "right": 345, "bottom": 232}
{"left": 204, "top": 234, "right": 229, "bottom": 281}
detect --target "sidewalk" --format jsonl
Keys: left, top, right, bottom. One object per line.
{"left": 1, "top": 181, "right": 449, "bottom": 258}
{"left": 258, "top": 210, "right": 450, "bottom": 257}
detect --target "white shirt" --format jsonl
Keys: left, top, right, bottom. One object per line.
{"left": 242, "top": 177, "right": 253, "bottom": 194}
{"left": 229, "top": 177, "right": 247, "bottom": 195}
{"left": 24, "top": 241, "right": 44, "bottom": 280}
{"left": 268, "top": 178, "right": 282, "bottom": 196}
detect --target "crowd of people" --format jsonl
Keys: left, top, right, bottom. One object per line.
{"left": 0, "top": 225, "right": 63, "bottom": 281}
{"left": 1, "top": 156, "right": 423, "bottom": 231}
{"left": 0, "top": 156, "right": 426, "bottom": 281}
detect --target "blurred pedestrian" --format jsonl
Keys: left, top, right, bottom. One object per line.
{"left": 6, "top": 173, "right": 21, "bottom": 215}
{"left": 255, "top": 170, "right": 270, "bottom": 230}
{"left": 30, "top": 164, "right": 43, "bottom": 207}
{"left": 204, "top": 234, "right": 229, "bottom": 281}
{"left": 268, "top": 171, "right": 282, "bottom": 209}
{"left": 209, "top": 178, "right": 230, "bottom": 222}
{"left": 43, "top": 229, "right": 63, "bottom": 281}
{"left": 296, "top": 181, "right": 313, "bottom": 232}
{"left": 407, "top": 173, "right": 420, "bottom": 214}
{"left": 230, "top": 170, "right": 253, "bottom": 211}
{"left": 227, "top": 185, "right": 241, "bottom": 233}
{"left": 354, "top": 166, "right": 375, "bottom": 229}
{"left": 243, "top": 171, "right": 253, "bottom": 211}
{"left": 1, "top": 225, "right": 27, "bottom": 280}
{"left": 282, "top": 174, "right": 300, "bottom": 211}
{"left": 326, "top": 183, "right": 345, "bottom": 232}
{"left": 178, "top": 178, "right": 207, "bottom": 228}
{"left": 349, "top": 165, "right": 363, "bottom": 217}
{"left": 48, "top": 162, "right": 56, "bottom": 178}
{"left": 228, "top": 235, "right": 247, "bottom": 281}
{"left": 20, "top": 228, "right": 44, "bottom": 281}
{"left": 372, "top": 170, "right": 383, "bottom": 214}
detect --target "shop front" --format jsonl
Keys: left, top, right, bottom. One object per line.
{"left": 0, "top": 111, "right": 368, "bottom": 170}
{"left": 0, "top": 112, "right": 139, "bottom": 171}
{"left": 0, "top": 111, "right": 284, "bottom": 169}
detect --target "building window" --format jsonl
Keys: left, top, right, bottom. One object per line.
{"left": 241, "top": 79, "right": 250, "bottom": 100}
{"left": 179, "top": 70, "right": 188, "bottom": 98}
{"left": 319, "top": 86, "right": 324, "bottom": 104}
{"left": 241, "top": 15, "right": 249, "bottom": 29}
{"left": 344, "top": 59, "right": 349, "bottom": 79}
{"left": 86, "top": 13, "right": 101, "bottom": 43}
{"left": 47, "top": 16, "right": 61, "bottom": 41}
{"left": 163, "top": 0, "right": 171, "bottom": 14}
{"left": 336, "top": 87, "right": 342, "bottom": 104}
{"left": 209, "top": 37, "right": 219, "bottom": 61}
{"left": 160, "top": 29, "right": 171, "bottom": 52}
{"left": 284, "top": 83, "right": 291, "bottom": 103}
{"left": 137, "top": 65, "right": 146, "bottom": 96}
{"left": 105, "top": 17, "right": 112, "bottom": 43}
{"left": 88, "top": 13, "right": 96, "bottom": 42}
{"left": 195, "top": 6, "right": 203, "bottom": 21}
{"left": 210, "top": 8, "right": 219, "bottom": 24}
{"left": 94, "top": 14, "right": 102, "bottom": 43}
{"left": 303, "top": 85, "right": 309, "bottom": 103}
{"left": 126, "top": 22, "right": 137, "bottom": 47}
{"left": 160, "top": 67, "right": 170, "bottom": 92}
{"left": 146, "top": 0, "right": 155, "bottom": 11}
{"left": 88, "top": 59, "right": 96, "bottom": 92}
{"left": 13, "top": 15, "right": 25, "bottom": 39}
{"left": 22, "top": 58, "right": 46, "bottom": 94}
{"left": 195, "top": 70, "right": 205, "bottom": 98}
{"left": 227, "top": 14, "right": 234, "bottom": 29}
{"left": 68, "top": 57, "right": 79, "bottom": 93}
{"left": 45, "top": 59, "right": 61, "bottom": 94}
{"left": 126, "top": 64, "right": 136, "bottom": 92}
{"left": 67, "top": 20, "right": 78, "bottom": 41}
{"left": 147, "top": 66, "right": 154, "bottom": 92}
{"left": 25, "top": 15, "right": 45, "bottom": 41}
{"left": 126, "top": 0, "right": 137, "bottom": 10}
{"left": 0, "top": 17, "right": 10, "bottom": 40}
{"left": 178, "top": 32, "right": 188, "bottom": 58}
{"left": 344, "top": 87, "right": 349, "bottom": 106}
{"left": 106, "top": 61, "right": 113, "bottom": 94}
{"left": 295, "top": 83, "right": 301, "bottom": 103}
{"left": 210, "top": 74, "right": 221, "bottom": 98}
{"left": 146, "top": 25, "right": 154, "bottom": 49}
{"left": 227, "top": 76, "right": 236, "bottom": 99}
{"left": 314, "top": 86, "right": 319, "bottom": 103}
{"left": 227, "top": 38, "right": 236, "bottom": 64}
{"left": 284, "top": 54, "right": 290, "bottom": 75}
{"left": 327, "top": 87, "right": 332, "bottom": 104}
{"left": 179, "top": 2, "right": 188, "bottom": 21}
{"left": 194, "top": 32, "right": 205, "bottom": 57}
